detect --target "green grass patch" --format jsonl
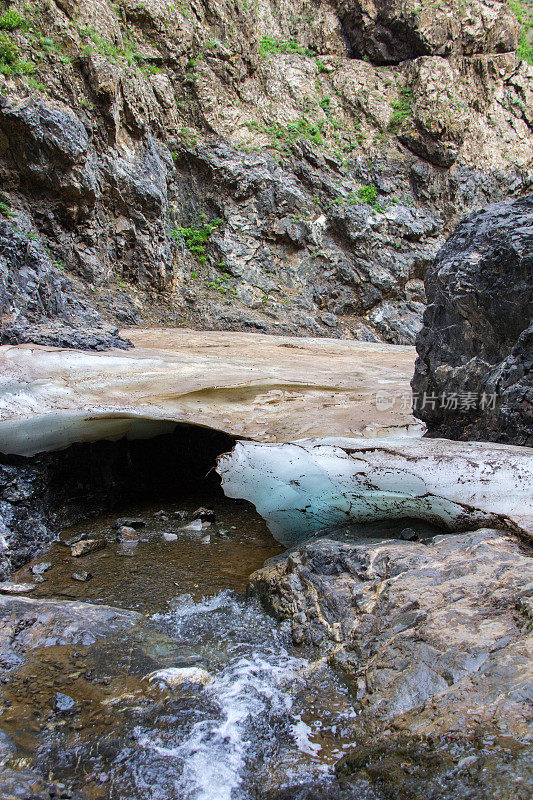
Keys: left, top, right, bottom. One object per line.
{"left": 510, "top": 1, "right": 533, "bottom": 64}
{"left": 172, "top": 215, "right": 223, "bottom": 263}
{"left": 259, "top": 36, "right": 313, "bottom": 57}
{"left": 0, "top": 9, "right": 28, "bottom": 31}
{"left": 0, "top": 192, "right": 14, "bottom": 218}
{"left": 245, "top": 116, "right": 325, "bottom": 149}
{"left": 326, "top": 184, "right": 385, "bottom": 213}
{"left": 388, "top": 86, "right": 413, "bottom": 132}
{"left": 0, "top": 32, "right": 35, "bottom": 75}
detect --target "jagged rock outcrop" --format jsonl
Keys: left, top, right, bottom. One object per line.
{"left": 250, "top": 528, "right": 533, "bottom": 798}
{"left": 0, "top": 220, "right": 132, "bottom": 349}
{"left": 412, "top": 195, "right": 533, "bottom": 445}
{"left": 0, "top": 0, "right": 531, "bottom": 344}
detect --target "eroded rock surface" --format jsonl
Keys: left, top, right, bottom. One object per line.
{"left": 0, "top": 221, "right": 132, "bottom": 350}
{"left": 249, "top": 528, "right": 533, "bottom": 795}
{"left": 413, "top": 195, "right": 533, "bottom": 445}
{"left": 0, "top": 1, "right": 531, "bottom": 344}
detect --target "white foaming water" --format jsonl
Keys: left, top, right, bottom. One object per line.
{"left": 144, "top": 591, "right": 325, "bottom": 800}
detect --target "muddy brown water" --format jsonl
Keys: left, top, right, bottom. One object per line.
{"left": 1, "top": 498, "right": 361, "bottom": 800}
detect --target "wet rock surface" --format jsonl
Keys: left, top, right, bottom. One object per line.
{"left": 413, "top": 195, "right": 533, "bottom": 445}
{"left": 252, "top": 527, "right": 533, "bottom": 796}
{"left": 0, "top": 594, "right": 139, "bottom": 675}
{"left": 249, "top": 529, "right": 533, "bottom": 738}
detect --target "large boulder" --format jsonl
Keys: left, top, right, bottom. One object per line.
{"left": 412, "top": 195, "right": 533, "bottom": 445}
{"left": 249, "top": 528, "right": 533, "bottom": 736}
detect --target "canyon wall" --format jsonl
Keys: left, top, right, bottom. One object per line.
{"left": 0, "top": 0, "right": 531, "bottom": 346}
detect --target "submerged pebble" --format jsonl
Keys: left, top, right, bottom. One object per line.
{"left": 117, "top": 526, "right": 139, "bottom": 541}
{"left": 0, "top": 582, "right": 37, "bottom": 593}
{"left": 31, "top": 562, "right": 52, "bottom": 576}
{"left": 71, "top": 538, "right": 106, "bottom": 557}
{"left": 71, "top": 570, "right": 92, "bottom": 582}
{"left": 111, "top": 518, "right": 146, "bottom": 530}
{"left": 144, "top": 666, "right": 212, "bottom": 688}
{"left": 181, "top": 519, "right": 203, "bottom": 533}
{"left": 54, "top": 693, "right": 76, "bottom": 712}
{"left": 193, "top": 507, "right": 216, "bottom": 521}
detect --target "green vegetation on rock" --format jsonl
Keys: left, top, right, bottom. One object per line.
{"left": 172, "top": 216, "right": 223, "bottom": 263}
{"left": 510, "top": 0, "right": 533, "bottom": 64}
{"left": 388, "top": 86, "right": 413, "bottom": 131}
{"left": 258, "top": 36, "right": 313, "bottom": 56}
{"left": 0, "top": 8, "right": 28, "bottom": 31}
{"left": 0, "top": 31, "right": 34, "bottom": 75}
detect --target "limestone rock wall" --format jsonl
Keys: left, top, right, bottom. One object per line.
{"left": 0, "top": 0, "right": 531, "bottom": 344}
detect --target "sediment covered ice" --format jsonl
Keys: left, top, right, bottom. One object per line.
{"left": 217, "top": 438, "right": 533, "bottom": 543}
{"left": 0, "top": 330, "right": 421, "bottom": 455}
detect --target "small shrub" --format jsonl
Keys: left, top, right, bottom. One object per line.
{"left": 510, "top": 1, "right": 533, "bottom": 64}
{"left": 259, "top": 37, "right": 313, "bottom": 57}
{"left": 25, "top": 75, "right": 46, "bottom": 92}
{"left": 0, "top": 9, "right": 27, "bottom": 31}
{"left": 0, "top": 192, "right": 13, "bottom": 218}
{"left": 388, "top": 86, "right": 413, "bottom": 131}
{"left": 173, "top": 215, "right": 223, "bottom": 262}
{"left": 357, "top": 184, "right": 378, "bottom": 205}
{"left": 0, "top": 33, "right": 18, "bottom": 64}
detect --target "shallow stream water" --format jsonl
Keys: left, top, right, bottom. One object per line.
{"left": 3, "top": 497, "right": 361, "bottom": 799}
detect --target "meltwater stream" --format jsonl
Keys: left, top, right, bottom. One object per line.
{"left": 135, "top": 590, "right": 354, "bottom": 800}
{"left": 4, "top": 497, "right": 359, "bottom": 800}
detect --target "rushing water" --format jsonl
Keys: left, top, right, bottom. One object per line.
{"left": 125, "top": 590, "right": 356, "bottom": 800}
{"left": 2, "top": 498, "right": 358, "bottom": 799}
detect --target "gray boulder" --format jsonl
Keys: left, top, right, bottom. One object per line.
{"left": 412, "top": 196, "right": 533, "bottom": 445}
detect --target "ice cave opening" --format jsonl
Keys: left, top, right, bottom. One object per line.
{"left": 0, "top": 421, "right": 238, "bottom": 535}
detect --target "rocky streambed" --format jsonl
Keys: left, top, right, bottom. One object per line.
{"left": 1, "top": 497, "right": 531, "bottom": 800}
{"left": 0, "top": 329, "right": 532, "bottom": 799}
{"left": 0, "top": 497, "right": 361, "bottom": 800}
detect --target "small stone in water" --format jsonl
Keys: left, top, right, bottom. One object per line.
{"left": 193, "top": 507, "right": 216, "bottom": 521}
{"left": 399, "top": 527, "right": 419, "bottom": 541}
{"left": 72, "top": 570, "right": 92, "bottom": 582}
{"left": 54, "top": 692, "right": 76, "bottom": 712}
{"left": 181, "top": 519, "right": 203, "bottom": 533}
{"left": 62, "top": 533, "right": 85, "bottom": 547}
{"left": 111, "top": 518, "right": 146, "bottom": 530}
{"left": 117, "top": 526, "right": 139, "bottom": 541}
{"left": 163, "top": 532, "right": 178, "bottom": 542}
{"left": 31, "top": 562, "right": 52, "bottom": 576}
{"left": 145, "top": 666, "right": 212, "bottom": 688}
{"left": 117, "top": 545, "right": 136, "bottom": 557}
{"left": 0, "top": 582, "right": 37, "bottom": 593}
{"left": 71, "top": 538, "right": 106, "bottom": 557}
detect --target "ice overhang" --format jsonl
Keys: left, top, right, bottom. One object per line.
{"left": 217, "top": 438, "right": 533, "bottom": 543}
{"left": 0, "top": 330, "right": 423, "bottom": 456}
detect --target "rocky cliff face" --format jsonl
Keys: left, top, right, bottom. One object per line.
{"left": 0, "top": 0, "right": 531, "bottom": 345}
{"left": 412, "top": 194, "right": 533, "bottom": 445}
